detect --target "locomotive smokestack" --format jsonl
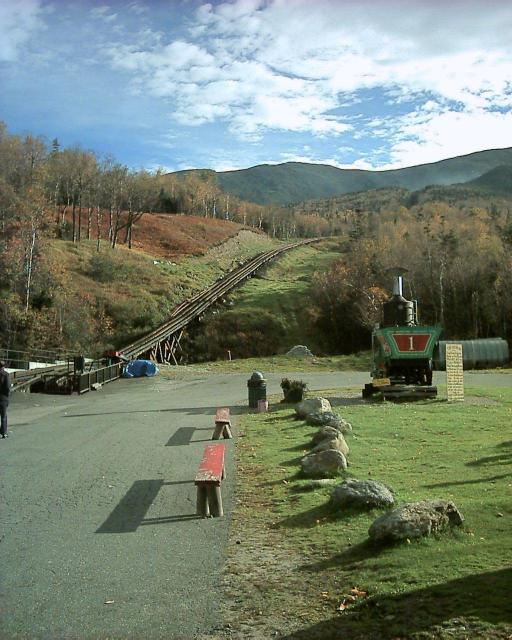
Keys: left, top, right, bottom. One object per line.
{"left": 393, "top": 275, "right": 404, "bottom": 297}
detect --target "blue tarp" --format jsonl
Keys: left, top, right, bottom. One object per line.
{"left": 122, "top": 359, "right": 159, "bottom": 378}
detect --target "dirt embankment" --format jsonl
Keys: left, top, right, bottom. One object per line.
{"left": 130, "top": 214, "right": 266, "bottom": 260}
{"left": 202, "top": 229, "right": 275, "bottom": 267}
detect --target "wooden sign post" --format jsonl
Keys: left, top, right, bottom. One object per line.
{"left": 446, "top": 343, "right": 464, "bottom": 402}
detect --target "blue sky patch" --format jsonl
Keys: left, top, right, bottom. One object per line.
{"left": 1, "top": 0, "right": 511, "bottom": 172}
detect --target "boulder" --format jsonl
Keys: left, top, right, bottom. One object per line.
{"left": 306, "top": 411, "right": 352, "bottom": 432}
{"left": 312, "top": 434, "right": 349, "bottom": 457}
{"left": 339, "top": 419, "right": 353, "bottom": 433}
{"left": 311, "top": 426, "right": 341, "bottom": 446}
{"left": 295, "top": 397, "right": 332, "bottom": 419}
{"left": 368, "top": 500, "right": 464, "bottom": 544}
{"left": 332, "top": 479, "right": 394, "bottom": 510}
{"left": 286, "top": 345, "right": 314, "bottom": 358}
{"left": 301, "top": 449, "right": 347, "bottom": 478}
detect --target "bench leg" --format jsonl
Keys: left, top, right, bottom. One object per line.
{"left": 196, "top": 485, "right": 210, "bottom": 517}
{"left": 212, "top": 423, "right": 223, "bottom": 440}
{"left": 222, "top": 424, "right": 233, "bottom": 439}
{"left": 206, "top": 484, "right": 224, "bottom": 517}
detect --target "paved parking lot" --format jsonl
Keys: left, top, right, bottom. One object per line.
{"left": 1, "top": 373, "right": 243, "bottom": 640}
{"left": 0, "top": 368, "right": 508, "bottom": 639}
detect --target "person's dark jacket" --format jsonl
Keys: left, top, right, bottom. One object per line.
{"left": 0, "top": 368, "right": 10, "bottom": 401}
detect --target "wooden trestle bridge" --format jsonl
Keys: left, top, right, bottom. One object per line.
{"left": 119, "top": 238, "right": 319, "bottom": 364}
{"left": 6, "top": 239, "right": 319, "bottom": 393}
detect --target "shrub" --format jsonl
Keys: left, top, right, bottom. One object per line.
{"left": 185, "top": 309, "right": 288, "bottom": 361}
{"left": 281, "top": 378, "right": 307, "bottom": 403}
{"left": 88, "top": 254, "right": 118, "bottom": 283}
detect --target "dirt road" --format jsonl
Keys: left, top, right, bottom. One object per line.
{"left": 0, "top": 369, "right": 509, "bottom": 639}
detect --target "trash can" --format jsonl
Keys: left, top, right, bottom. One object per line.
{"left": 247, "top": 371, "right": 267, "bottom": 409}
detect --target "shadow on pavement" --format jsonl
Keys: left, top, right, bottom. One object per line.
{"left": 166, "top": 427, "right": 214, "bottom": 446}
{"left": 64, "top": 405, "right": 245, "bottom": 418}
{"left": 96, "top": 479, "right": 197, "bottom": 533}
{"left": 140, "top": 515, "right": 201, "bottom": 525}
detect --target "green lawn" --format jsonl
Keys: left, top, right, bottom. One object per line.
{"left": 50, "top": 233, "right": 279, "bottom": 353}
{"left": 206, "top": 238, "right": 346, "bottom": 355}
{"left": 224, "top": 384, "right": 512, "bottom": 639}
{"left": 169, "top": 352, "right": 372, "bottom": 374}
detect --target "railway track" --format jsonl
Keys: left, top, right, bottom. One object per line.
{"left": 120, "top": 239, "right": 319, "bottom": 361}
{"left": 8, "top": 238, "right": 320, "bottom": 391}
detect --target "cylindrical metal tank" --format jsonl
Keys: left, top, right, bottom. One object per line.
{"left": 433, "top": 338, "right": 510, "bottom": 370}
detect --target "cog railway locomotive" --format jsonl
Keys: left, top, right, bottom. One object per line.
{"left": 363, "top": 271, "right": 442, "bottom": 400}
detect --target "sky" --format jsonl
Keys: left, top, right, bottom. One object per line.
{"left": 1, "top": 0, "right": 512, "bottom": 173}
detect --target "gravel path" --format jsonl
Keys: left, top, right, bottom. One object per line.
{"left": 0, "top": 369, "right": 509, "bottom": 639}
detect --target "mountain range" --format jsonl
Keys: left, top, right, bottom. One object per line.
{"left": 172, "top": 147, "right": 512, "bottom": 206}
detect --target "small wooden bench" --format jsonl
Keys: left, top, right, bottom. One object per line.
{"left": 212, "top": 407, "right": 233, "bottom": 440}
{"left": 195, "top": 443, "right": 226, "bottom": 517}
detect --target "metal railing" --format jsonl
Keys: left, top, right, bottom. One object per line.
{"left": 11, "top": 362, "right": 74, "bottom": 391}
{"left": 10, "top": 360, "right": 122, "bottom": 394}
{"left": 73, "top": 363, "right": 122, "bottom": 394}
{"left": 0, "top": 347, "right": 76, "bottom": 370}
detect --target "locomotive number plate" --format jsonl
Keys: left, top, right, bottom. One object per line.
{"left": 392, "top": 333, "right": 431, "bottom": 352}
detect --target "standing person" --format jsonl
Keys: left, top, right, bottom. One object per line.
{"left": 0, "top": 361, "right": 10, "bottom": 439}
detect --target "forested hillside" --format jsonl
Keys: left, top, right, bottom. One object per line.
{"left": 1, "top": 120, "right": 511, "bottom": 360}
{"left": 303, "top": 197, "right": 512, "bottom": 353}
{"left": 183, "top": 181, "right": 512, "bottom": 359}
{"left": 191, "top": 193, "right": 512, "bottom": 359}
{"left": 173, "top": 148, "right": 512, "bottom": 205}
{"left": 0, "top": 123, "right": 282, "bottom": 356}
{"left": 466, "top": 165, "right": 512, "bottom": 194}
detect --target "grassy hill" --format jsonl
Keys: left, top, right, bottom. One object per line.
{"left": 18, "top": 162, "right": 512, "bottom": 361}
{"left": 173, "top": 147, "right": 512, "bottom": 205}
{"left": 183, "top": 238, "right": 350, "bottom": 362}
{"left": 42, "top": 217, "right": 278, "bottom": 355}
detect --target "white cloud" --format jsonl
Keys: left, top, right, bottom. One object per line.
{"left": 6, "top": 0, "right": 510, "bottom": 170}
{"left": 0, "top": 0, "right": 44, "bottom": 61}
{"left": 339, "top": 158, "right": 376, "bottom": 171}
{"left": 100, "top": 0, "right": 512, "bottom": 159}
{"left": 128, "top": 2, "right": 148, "bottom": 16}
{"left": 90, "top": 6, "right": 118, "bottom": 23}
{"left": 382, "top": 109, "right": 512, "bottom": 169}
{"left": 278, "top": 153, "right": 345, "bottom": 167}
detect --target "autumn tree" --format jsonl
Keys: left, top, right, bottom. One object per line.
{"left": 122, "top": 170, "right": 159, "bottom": 248}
